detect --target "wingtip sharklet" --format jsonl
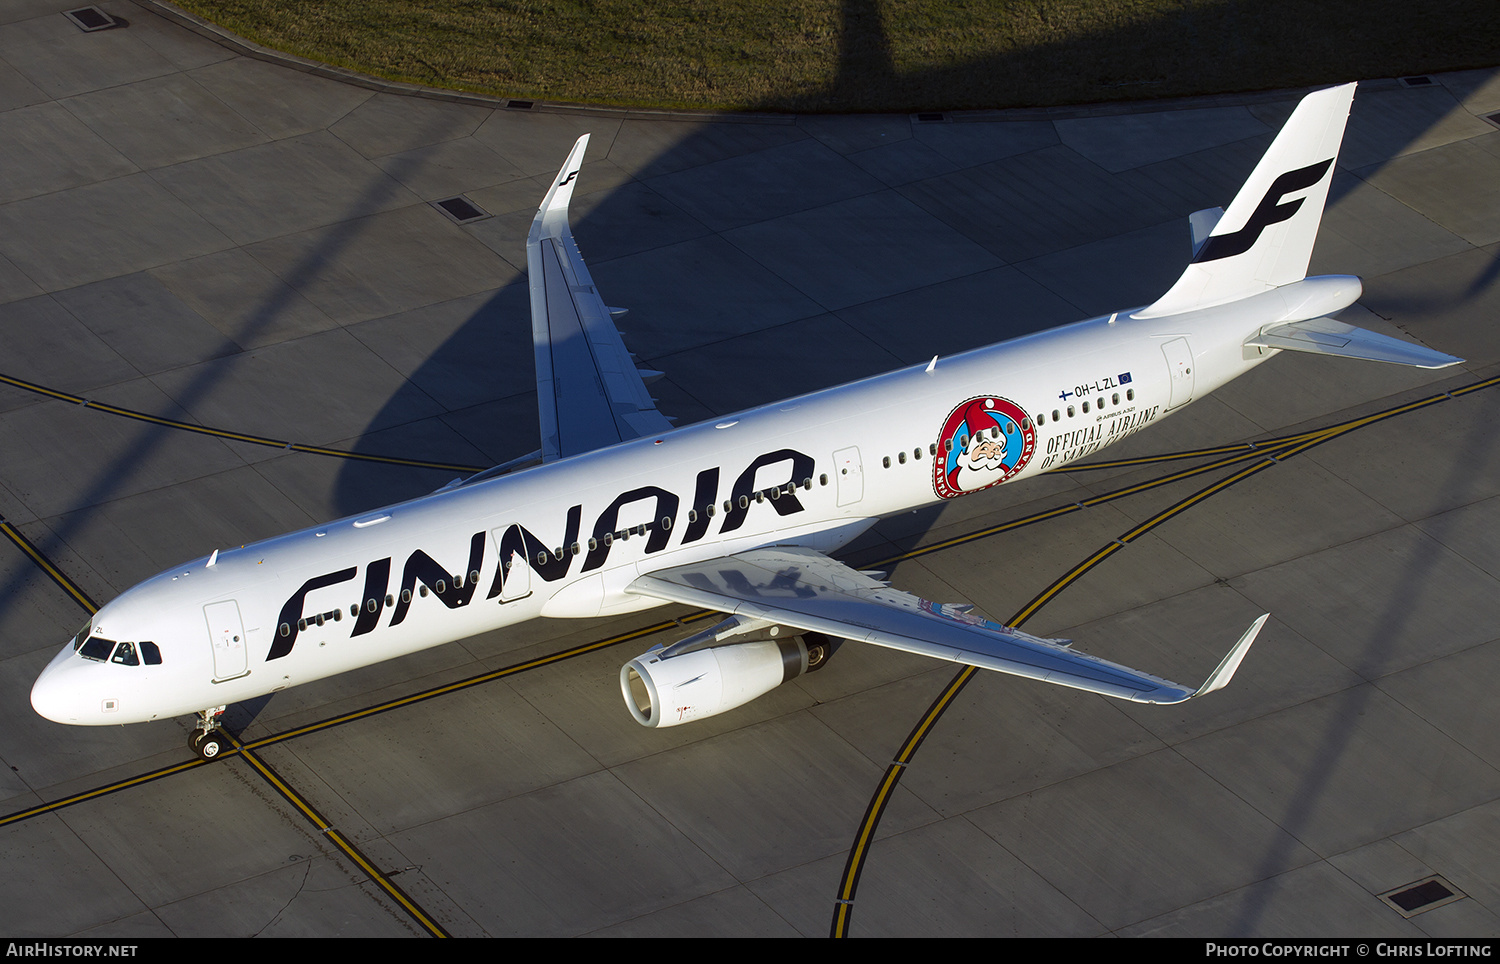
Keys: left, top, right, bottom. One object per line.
{"left": 531, "top": 133, "right": 590, "bottom": 244}
{"left": 1135, "top": 612, "right": 1266, "bottom": 704}
{"left": 1192, "top": 612, "right": 1269, "bottom": 699}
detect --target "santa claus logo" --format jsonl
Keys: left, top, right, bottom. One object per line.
{"left": 933, "top": 396, "right": 1035, "bottom": 500}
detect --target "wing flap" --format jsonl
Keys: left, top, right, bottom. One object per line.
{"left": 529, "top": 135, "right": 673, "bottom": 462}
{"left": 629, "top": 547, "right": 1263, "bottom": 704}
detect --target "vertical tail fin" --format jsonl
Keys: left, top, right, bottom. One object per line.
{"left": 1133, "top": 83, "right": 1356, "bottom": 319}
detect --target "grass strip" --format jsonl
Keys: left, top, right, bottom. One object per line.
{"left": 174, "top": 0, "right": 1500, "bottom": 112}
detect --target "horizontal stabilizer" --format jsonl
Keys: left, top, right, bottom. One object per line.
{"left": 1189, "top": 207, "right": 1225, "bottom": 258}
{"left": 1247, "top": 317, "right": 1463, "bottom": 369}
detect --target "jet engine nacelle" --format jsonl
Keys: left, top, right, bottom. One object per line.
{"left": 620, "top": 637, "right": 809, "bottom": 727}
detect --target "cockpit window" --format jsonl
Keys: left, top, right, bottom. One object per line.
{"left": 77, "top": 633, "right": 158, "bottom": 666}
{"left": 78, "top": 636, "right": 116, "bottom": 662}
{"left": 71, "top": 617, "right": 94, "bottom": 652}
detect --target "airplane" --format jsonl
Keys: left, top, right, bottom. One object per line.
{"left": 31, "top": 82, "right": 1462, "bottom": 761}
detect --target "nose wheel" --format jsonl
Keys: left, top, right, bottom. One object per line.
{"left": 188, "top": 706, "right": 230, "bottom": 762}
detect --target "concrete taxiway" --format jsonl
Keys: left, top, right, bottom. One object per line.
{"left": 2, "top": 0, "right": 1500, "bottom": 938}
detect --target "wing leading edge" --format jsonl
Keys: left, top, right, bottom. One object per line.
{"left": 628, "top": 547, "right": 1266, "bottom": 704}
{"left": 529, "top": 134, "right": 672, "bottom": 462}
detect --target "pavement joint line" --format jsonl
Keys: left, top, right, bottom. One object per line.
{"left": 0, "top": 371, "right": 485, "bottom": 475}
{"left": 230, "top": 736, "right": 450, "bottom": 937}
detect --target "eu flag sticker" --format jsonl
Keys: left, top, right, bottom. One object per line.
{"left": 1119, "top": 372, "right": 1132, "bottom": 384}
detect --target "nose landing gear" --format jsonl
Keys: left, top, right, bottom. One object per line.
{"left": 188, "top": 706, "right": 230, "bottom": 761}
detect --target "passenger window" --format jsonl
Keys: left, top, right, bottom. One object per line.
{"left": 1067, "top": 406, "right": 1075, "bottom": 417}
{"left": 1082, "top": 401, "right": 1090, "bottom": 413}
{"left": 1127, "top": 388, "right": 1135, "bottom": 401}
{"left": 1112, "top": 393, "right": 1119, "bottom": 405}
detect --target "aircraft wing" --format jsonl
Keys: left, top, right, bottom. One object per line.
{"left": 529, "top": 135, "right": 673, "bottom": 462}
{"left": 628, "top": 546, "right": 1265, "bottom": 704}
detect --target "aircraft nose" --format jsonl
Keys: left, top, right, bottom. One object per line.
{"left": 31, "top": 670, "right": 66, "bottom": 723}
{"left": 31, "top": 644, "right": 79, "bottom": 723}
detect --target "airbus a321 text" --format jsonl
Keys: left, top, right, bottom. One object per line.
{"left": 32, "top": 84, "right": 1460, "bottom": 760}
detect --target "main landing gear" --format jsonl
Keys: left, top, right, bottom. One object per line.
{"left": 188, "top": 706, "right": 230, "bottom": 761}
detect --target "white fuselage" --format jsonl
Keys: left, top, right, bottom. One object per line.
{"left": 29, "top": 276, "right": 1360, "bottom": 726}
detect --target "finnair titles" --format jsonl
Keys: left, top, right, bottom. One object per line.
{"left": 32, "top": 84, "right": 1461, "bottom": 760}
